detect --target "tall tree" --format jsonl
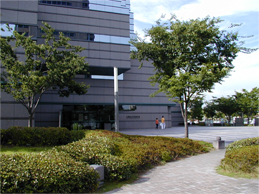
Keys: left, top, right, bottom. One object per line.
{"left": 1, "top": 22, "right": 89, "bottom": 127}
{"left": 213, "top": 96, "right": 238, "bottom": 123}
{"left": 235, "top": 87, "right": 259, "bottom": 123}
{"left": 130, "top": 15, "right": 254, "bottom": 137}
{"left": 189, "top": 96, "right": 204, "bottom": 122}
{"left": 203, "top": 101, "right": 217, "bottom": 119}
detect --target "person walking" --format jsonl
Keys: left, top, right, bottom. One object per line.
{"left": 161, "top": 116, "right": 165, "bottom": 129}
{"left": 155, "top": 118, "right": 159, "bottom": 129}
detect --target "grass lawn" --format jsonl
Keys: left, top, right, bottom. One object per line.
{"left": 0, "top": 146, "right": 53, "bottom": 155}
{"left": 94, "top": 174, "right": 140, "bottom": 193}
{"left": 216, "top": 166, "right": 259, "bottom": 179}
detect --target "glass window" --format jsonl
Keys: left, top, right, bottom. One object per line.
{"left": 94, "top": 34, "right": 129, "bottom": 45}
{"left": 17, "top": 25, "right": 29, "bottom": 28}
{"left": 82, "top": 2, "right": 89, "bottom": 9}
{"left": 130, "top": 24, "right": 134, "bottom": 31}
{"left": 1, "top": 23, "right": 15, "bottom": 37}
{"left": 91, "top": 74, "right": 124, "bottom": 80}
{"left": 18, "top": 32, "right": 29, "bottom": 36}
{"left": 88, "top": 33, "right": 95, "bottom": 41}
{"left": 119, "top": 105, "right": 137, "bottom": 111}
{"left": 40, "top": 1, "right": 72, "bottom": 7}
{"left": 53, "top": 30, "right": 59, "bottom": 35}
{"left": 62, "top": 105, "right": 115, "bottom": 130}
{"left": 88, "top": 1, "right": 129, "bottom": 15}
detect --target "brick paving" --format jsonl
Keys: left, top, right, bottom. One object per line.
{"left": 105, "top": 126, "right": 259, "bottom": 194}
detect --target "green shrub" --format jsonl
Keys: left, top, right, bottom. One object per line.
{"left": 60, "top": 131, "right": 209, "bottom": 181}
{"left": 224, "top": 123, "right": 232, "bottom": 126}
{"left": 220, "top": 145, "right": 259, "bottom": 174}
{"left": 1, "top": 127, "right": 85, "bottom": 146}
{"left": 161, "top": 151, "right": 172, "bottom": 162}
{"left": 1, "top": 129, "right": 212, "bottom": 192}
{"left": 72, "top": 123, "right": 83, "bottom": 130}
{"left": 55, "top": 135, "right": 133, "bottom": 181}
{"left": 226, "top": 137, "right": 259, "bottom": 151}
{"left": 198, "top": 122, "right": 205, "bottom": 126}
{"left": 69, "top": 129, "right": 85, "bottom": 142}
{"left": 82, "top": 130, "right": 211, "bottom": 179}
{"left": 0, "top": 150, "right": 99, "bottom": 193}
{"left": 94, "top": 154, "right": 133, "bottom": 181}
{"left": 213, "top": 123, "right": 222, "bottom": 126}
{"left": 119, "top": 135, "right": 208, "bottom": 163}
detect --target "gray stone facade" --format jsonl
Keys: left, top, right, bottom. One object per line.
{"left": 0, "top": 0, "right": 183, "bottom": 130}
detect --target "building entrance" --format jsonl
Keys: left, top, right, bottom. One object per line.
{"left": 62, "top": 105, "right": 114, "bottom": 130}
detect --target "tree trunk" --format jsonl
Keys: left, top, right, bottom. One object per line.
{"left": 28, "top": 112, "right": 34, "bottom": 127}
{"left": 248, "top": 116, "right": 251, "bottom": 125}
{"left": 180, "top": 101, "right": 189, "bottom": 138}
{"left": 227, "top": 116, "right": 231, "bottom": 124}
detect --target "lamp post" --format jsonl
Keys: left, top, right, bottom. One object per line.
{"left": 114, "top": 67, "right": 119, "bottom": 132}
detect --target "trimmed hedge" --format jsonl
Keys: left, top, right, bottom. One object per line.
{"left": 1, "top": 130, "right": 213, "bottom": 192}
{"left": 1, "top": 127, "right": 85, "bottom": 146}
{"left": 226, "top": 137, "right": 259, "bottom": 151}
{"left": 55, "top": 135, "right": 133, "bottom": 181}
{"left": 114, "top": 135, "right": 210, "bottom": 170}
{"left": 0, "top": 149, "right": 99, "bottom": 193}
{"left": 219, "top": 137, "right": 259, "bottom": 175}
{"left": 197, "top": 122, "right": 205, "bottom": 126}
{"left": 54, "top": 130, "right": 211, "bottom": 182}
{"left": 220, "top": 145, "right": 259, "bottom": 174}
{"left": 81, "top": 130, "right": 211, "bottom": 181}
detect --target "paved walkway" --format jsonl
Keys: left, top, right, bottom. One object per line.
{"left": 105, "top": 126, "right": 259, "bottom": 194}
{"left": 119, "top": 126, "right": 259, "bottom": 146}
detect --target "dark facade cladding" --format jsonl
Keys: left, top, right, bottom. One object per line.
{"left": 0, "top": 0, "right": 183, "bottom": 130}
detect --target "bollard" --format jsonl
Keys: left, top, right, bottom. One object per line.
{"left": 90, "top": 164, "right": 104, "bottom": 181}
{"left": 213, "top": 136, "right": 225, "bottom": 149}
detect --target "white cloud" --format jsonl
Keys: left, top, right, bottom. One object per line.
{"left": 204, "top": 50, "right": 259, "bottom": 101}
{"left": 130, "top": 0, "right": 259, "bottom": 101}
{"left": 131, "top": 0, "right": 259, "bottom": 23}
{"left": 174, "top": 0, "right": 259, "bottom": 21}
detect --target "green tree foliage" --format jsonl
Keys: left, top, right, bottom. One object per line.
{"left": 189, "top": 96, "right": 204, "bottom": 122}
{"left": 130, "top": 15, "right": 249, "bottom": 137}
{"left": 213, "top": 96, "right": 238, "bottom": 123}
{"left": 0, "top": 22, "right": 89, "bottom": 127}
{"left": 203, "top": 101, "right": 217, "bottom": 119}
{"left": 235, "top": 87, "right": 259, "bottom": 122}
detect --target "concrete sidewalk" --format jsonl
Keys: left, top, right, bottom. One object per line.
{"left": 106, "top": 149, "right": 258, "bottom": 194}
{"left": 119, "top": 126, "right": 259, "bottom": 146}
{"left": 105, "top": 126, "right": 259, "bottom": 194}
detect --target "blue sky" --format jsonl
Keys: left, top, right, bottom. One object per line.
{"left": 130, "top": 0, "right": 259, "bottom": 101}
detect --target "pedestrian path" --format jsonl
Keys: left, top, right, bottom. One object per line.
{"left": 120, "top": 126, "right": 259, "bottom": 146}
{"left": 105, "top": 126, "right": 259, "bottom": 194}
{"left": 106, "top": 149, "right": 259, "bottom": 194}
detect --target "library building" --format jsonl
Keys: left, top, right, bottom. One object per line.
{"left": 0, "top": 0, "right": 183, "bottom": 130}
